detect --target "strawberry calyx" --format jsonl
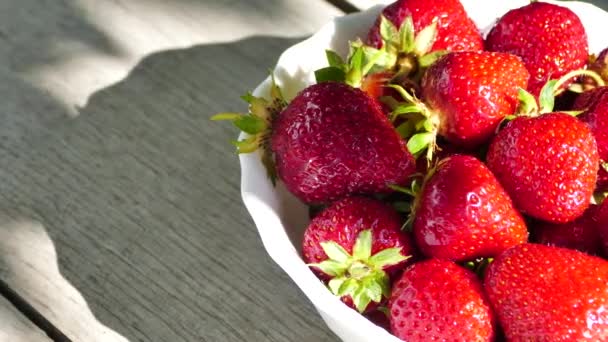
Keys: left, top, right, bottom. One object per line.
{"left": 308, "top": 229, "right": 410, "bottom": 313}
{"left": 314, "top": 15, "right": 444, "bottom": 89}
{"left": 515, "top": 69, "right": 605, "bottom": 118}
{"left": 211, "top": 74, "right": 286, "bottom": 184}
{"left": 463, "top": 257, "right": 494, "bottom": 278}
{"left": 378, "top": 15, "right": 446, "bottom": 82}
{"left": 384, "top": 84, "right": 440, "bottom": 164}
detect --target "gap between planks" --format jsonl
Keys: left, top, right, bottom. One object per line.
{"left": 0, "top": 278, "right": 72, "bottom": 342}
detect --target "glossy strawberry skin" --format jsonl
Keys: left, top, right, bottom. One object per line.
{"left": 302, "top": 197, "right": 415, "bottom": 275}
{"left": 486, "top": 113, "right": 598, "bottom": 223}
{"left": 389, "top": 259, "right": 495, "bottom": 342}
{"left": 572, "top": 87, "right": 608, "bottom": 191}
{"left": 367, "top": 0, "right": 483, "bottom": 52}
{"left": 271, "top": 82, "right": 416, "bottom": 204}
{"left": 532, "top": 205, "right": 604, "bottom": 256}
{"left": 302, "top": 196, "right": 416, "bottom": 312}
{"left": 486, "top": 2, "right": 588, "bottom": 96}
{"left": 485, "top": 243, "right": 608, "bottom": 341}
{"left": 414, "top": 155, "right": 527, "bottom": 261}
{"left": 421, "top": 51, "right": 529, "bottom": 148}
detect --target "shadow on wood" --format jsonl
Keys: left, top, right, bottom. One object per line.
{"left": 0, "top": 36, "right": 339, "bottom": 342}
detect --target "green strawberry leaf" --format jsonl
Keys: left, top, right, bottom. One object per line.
{"left": 234, "top": 115, "right": 267, "bottom": 134}
{"left": 395, "top": 120, "right": 415, "bottom": 139}
{"left": 210, "top": 112, "right": 242, "bottom": 121}
{"left": 380, "top": 15, "right": 399, "bottom": 52}
{"left": 407, "top": 132, "right": 435, "bottom": 155}
{"left": 413, "top": 20, "right": 438, "bottom": 56}
{"left": 352, "top": 229, "right": 372, "bottom": 261}
{"left": 391, "top": 104, "right": 423, "bottom": 121}
{"left": 240, "top": 92, "right": 256, "bottom": 103}
{"left": 308, "top": 260, "right": 348, "bottom": 277}
{"left": 326, "top": 50, "right": 346, "bottom": 68}
{"left": 328, "top": 277, "right": 347, "bottom": 295}
{"left": 320, "top": 241, "right": 351, "bottom": 263}
{"left": 517, "top": 88, "right": 539, "bottom": 116}
{"left": 539, "top": 80, "right": 557, "bottom": 114}
{"left": 399, "top": 16, "right": 416, "bottom": 54}
{"left": 352, "top": 287, "right": 373, "bottom": 313}
{"left": 419, "top": 50, "right": 447, "bottom": 68}
{"left": 231, "top": 136, "right": 259, "bottom": 154}
{"left": 362, "top": 277, "right": 384, "bottom": 303}
{"left": 368, "top": 247, "right": 408, "bottom": 269}
{"left": 315, "top": 66, "right": 346, "bottom": 83}
{"left": 337, "top": 278, "right": 358, "bottom": 297}
{"left": 346, "top": 47, "right": 365, "bottom": 87}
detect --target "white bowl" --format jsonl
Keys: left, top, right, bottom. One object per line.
{"left": 239, "top": 1, "right": 608, "bottom": 341}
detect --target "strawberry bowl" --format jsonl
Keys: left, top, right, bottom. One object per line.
{"left": 238, "top": 1, "right": 608, "bottom": 341}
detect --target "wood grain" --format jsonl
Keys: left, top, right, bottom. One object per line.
{"left": 0, "top": 0, "right": 343, "bottom": 341}
{"left": 0, "top": 295, "right": 51, "bottom": 342}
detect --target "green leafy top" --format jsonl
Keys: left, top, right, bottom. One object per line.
{"left": 210, "top": 74, "right": 286, "bottom": 184}
{"left": 308, "top": 229, "right": 410, "bottom": 313}
{"left": 314, "top": 15, "right": 445, "bottom": 87}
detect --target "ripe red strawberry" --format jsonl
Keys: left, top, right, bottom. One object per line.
{"left": 532, "top": 205, "right": 604, "bottom": 256}
{"left": 485, "top": 243, "right": 608, "bottom": 341}
{"left": 271, "top": 82, "right": 416, "bottom": 204}
{"left": 487, "top": 112, "right": 598, "bottom": 223}
{"left": 215, "top": 80, "right": 416, "bottom": 204}
{"left": 367, "top": 0, "right": 483, "bottom": 52}
{"left": 413, "top": 155, "right": 527, "bottom": 261}
{"left": 572, "top": 86, "right": 608, "bottom": 191}
{"left": 389, "top": 259, "right": 496, "bottom": 341}
{"left": 302, "top": 196, "right": 415, "bottom": 313}
{"left": 486, "top": 2, "right": 588, "bottom": 96}
{"left": 420, "top": 51, "right": 529, "bottom": 148}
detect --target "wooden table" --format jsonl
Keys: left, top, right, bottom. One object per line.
{"left": 0, "top": 0, "right": 606, "bottom": 341}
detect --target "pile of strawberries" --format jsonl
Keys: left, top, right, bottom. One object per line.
{"left": 215, "top": 0, "right": 608, "bottom": 340}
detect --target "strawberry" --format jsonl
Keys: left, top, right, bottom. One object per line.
{"left": 214, "top": 80, "right": 416, "bottom": 204}
{"left": 418, "top": 51, "right": 528, "bottom": 149}
{"left": 486, "top": 2, "right": 588, "bottom": 96}
{"left": 572, "top": 86, "right": 608, "bottom": 191}
{"left": 413, "top": 155, "right": 527, "bottom": 261}
{"left": 485, "top": 243, "right": 608, "bottom": 341}
{"left": 532, "top": 205, "right": 604, "bottom": 256}
{"left": 302, "top": 196, "right": 415, "bottom": 313}
{"left": 272, "top": 82, "right": 416, "bottom": 204}
{"left": 367, "top": 0, "right": 483, "bottom": 53}
{"left": 486, "top": 112, "right": 598, "bottom": 223}
{"left": 389, "top": 259, "right": 496, "bottom": 341}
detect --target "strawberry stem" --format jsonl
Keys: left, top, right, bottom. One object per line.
{"left": 553, "top": 69, "right": 605, "bottom": 96}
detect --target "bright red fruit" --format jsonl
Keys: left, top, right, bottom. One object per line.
{"left": 271, "top": 82, "right": 416, "bottom": 204}
{"left": 302, "top": 196, "right": 415, "bottom": 313}
{"left": 413, "top": 155, "right": 527, "bottom": 261}
{"left": 572, "top": 86, "right": 608, "bottom": 191}
{"left": 486, "top": 2, "right": 588, "bottom": 96}
{"left": 533, "top": 205, "right": 604, "bottom": 256}
{"left": 389, "top": 259, "right": 495, "bottom": 341}
{"left": 485, "top": 243, "right": 608, "bottom": 341}
{"left": 421, "top": 51, "right": 529, "bottom": 148}
{"left": 486, "top": 113, "right": 598, "bottom": 223}
{"left": 367, "top": 0, "right": 483, "bottom": 52}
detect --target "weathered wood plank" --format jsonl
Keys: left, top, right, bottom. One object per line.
{"left": 0, "top": 295, "right": 51, "bottom": 342}
{"left": 0, "top": 0, "right": 343, "bottom": 341}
